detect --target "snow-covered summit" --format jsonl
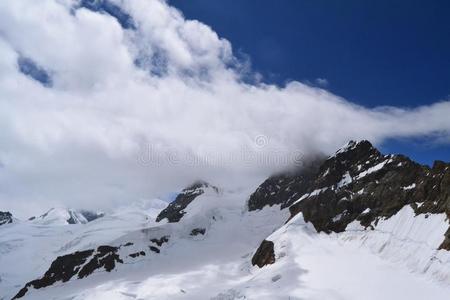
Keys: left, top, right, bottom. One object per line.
{"left": 334, "top": 139, "right": 373, "bottom": 154}
{"left": 28, "top": 207, "right": 104, "bottom": 225}
{"left": 156, "top": 180, "right": 220, "bottom": 223}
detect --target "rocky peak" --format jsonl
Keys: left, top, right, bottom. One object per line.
{"left": 249, "top": 140, "right": 450, "bottom": 248}
{"left": 247, "top": 159, "right": 323, "bottom": 211}
{"left": 156, "top": 180, "right": 219, "bottom": 223}
{"left": 182, "top": 180, "right": 217, "bottom": 194}
{"left": 251, "top": 140, "right": 450, "bottom": 268}
{"left": 0, "top": 211, "right": 13, "bottom": 226}
{"left": 247, "top": 140, "right": 381, "bottom": 212}
{"left": 328, "top": 140, "right": 384, "bottom": 169}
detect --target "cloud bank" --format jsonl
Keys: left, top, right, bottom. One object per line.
{"left": 0, "top": 0, "right": 449, "bottom": 217}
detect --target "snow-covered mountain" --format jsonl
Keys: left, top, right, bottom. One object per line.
{"left": 1, "top": 141, "right": 450, "bottom": 300}
{"left": 28, "top": 208, "right": 105, "bottom": 225}
{"left": 0, "top": 211, "right": 13, "bottom": 226}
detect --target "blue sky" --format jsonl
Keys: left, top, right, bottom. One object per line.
{"left": 171, "top": 0, "right": 450, "bottom": 165}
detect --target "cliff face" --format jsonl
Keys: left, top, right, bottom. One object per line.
{"left": 250, "top": 140, "right": 450, "bottom": 267}
{"left": 0, "top": 211, "right": 13, "bottom": 226}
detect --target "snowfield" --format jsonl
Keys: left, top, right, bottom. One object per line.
{"left": 0, "top": 199, "right": 167, "bottom": 299}
{"left": 1, "top": 188, "right": 449, "bottom": 300}
{"left": 263, "top": 211, "right": 450, "bottom": 300}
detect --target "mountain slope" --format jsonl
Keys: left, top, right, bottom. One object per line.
{"left": 250, "top": 140, "right": 450, "bottom": 281}
{"left": 0, "top": 199, "right": 168, "bottom": 299}
{"left": 28, "top": 208, "right": 105, "bottom": 225}
{"left": 2, "top": 140, "right": 450, "bottom": 299}
{"left": 8, "top": 186, "right": 289, "bottom": 300}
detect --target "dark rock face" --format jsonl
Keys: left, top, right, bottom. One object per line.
{"left": 150, "top": 235, "right": 169, "bottom": 247}
{"left": 13, "top": 249, "right": 94, "bottom": 299}
{"left": 250, "top": 140, "right": 450, "bottom": 248}
{"left": 129, "top": 251, "right": 146, "bottom": 258}
{"left": 248, "top": 160, "right": 324, "bottom": 211}
{"left": 77, "top": 246, "right": 123, "bottom": 279}
{"left": 439, "top": 217, "right": 450, "bottom": 251}
{"left": 190, "top": 228, "right": 206, "bottom": 236}
{"left": 0, "top": 211, "right": 13, "bottom": 226}
{"left": 14, "top": 246, "right": 126, "bottom": 298}
{"left": 149, "top": 246, "right": 160, "bottom": 253}
{"left": 13, "top": 240, "right": 165, "bottom": 299}
{"left": 156, "top": 180, "right": 218, "bottom": 223}
{"left": 14, "top": 232, "right": 174, "bottom": 298}
{"left": 251, "top": 240, "right": 276, "bottom": 268}
{"left": 66, "top": 213, "right": 80, "bottom": 224}
{"left": 67, "top": 210, "right": 104, "bottom": 224}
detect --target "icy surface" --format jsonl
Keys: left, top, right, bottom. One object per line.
{"left": 1, "top": 190, "right": 449, "bottom": 300}
{"left": 343, "top": 205, "right": 450, "bottom": 282}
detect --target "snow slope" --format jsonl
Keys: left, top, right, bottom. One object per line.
{"left": 3, "top": 188, "right": 449, "bottom": 300}
{"left": 1, "top": 179, "right": 450, "bottom": 299}
{"left": 4, "top": 187, "right": 289, "bottom": 300}
{"left": 253, "top": 212, "right": 450, "bottom": 300}
{"left": 343, "top": 205, "right": 450, "bottom": 281}
{"left": 29, "top": 208, "right": 104, "bottom": 225}
{"left": 0, "top": 199, "right": 168, "bottom": 299}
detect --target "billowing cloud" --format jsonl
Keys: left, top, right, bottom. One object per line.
{"left": 0, "top": 0, "right": 449, "bottom": 217}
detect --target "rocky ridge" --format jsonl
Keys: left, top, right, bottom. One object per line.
{"left": 12, "top": 232, "right": 171, "bottom": 299}
{"left": 0, "top": 211, "right": 13, "bottom": 226}
{"left": 156, "top": 180, "right": 219, "bottom": 223}
{"left": 251, "top": 140, "right": 450, "bottom": 267}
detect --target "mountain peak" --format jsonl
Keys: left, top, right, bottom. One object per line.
{"left": 156, "top": 180, "right": 219, "bottom": 223}
{"left": 334, "top": 140, "right": 377, "bottom": 156}
{"left": 29, "top": 207, "right": 104, "bottom": 225}
{"left": 0, "top": 211, "right": 13, "bottom": 226}
{"left": 183, "top": 180, "right": 217, "bottom": 193}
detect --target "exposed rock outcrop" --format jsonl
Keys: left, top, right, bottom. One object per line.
{"left": 68, "top": 210, "right": 104, "bottom": 224}
{"left": 13, "top": 245, "right": 126, "bottom": 299}
{"left": 247, "top": 160, "right": 323, "bottom": 211}
{"left": 190, "top": 228, "right": 206, "bottom": 236}
{"left": 13, "top": 237, "right": 168, "bottom": 299}
{"left": 249, "top": 140, "right": 450, "bottom": 248}
{"left": 156, "top": 180, "right": 219, "bottom": 223}
{"left": 77, "top": 246, "right": 123, "bottom": 279}
{"left": 439, "top": 221, "right": 450, "bottom": 251}
{"left": 0, "top": 211, "right": 13, "bottom": 226}
{"left": 150, "top": 235, "right": 169, "bottom": 247}
{"left": 13, "top": 249, "right": 95, "bottom": 299}
{"left": 251, "top": 240, "right": 275, "bottom": 268}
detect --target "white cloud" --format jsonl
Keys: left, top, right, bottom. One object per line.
{"left": 0, "top": 0, "right": 449, "bottom": 217}
{"left": 315, "top": 78, "right": 329, "bottom": 87}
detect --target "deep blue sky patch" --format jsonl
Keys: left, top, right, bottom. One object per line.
{"left": 79, "top": 0, "right": 135, "bottom": 29}
{"left": 18, "top": 57, "right": 53, "bottom": 87}
{"left": 170, "top": 0, "right": 450, "bottom": 108}
{"left": 170, "top": 0, "right": 450, "bottom": 164}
